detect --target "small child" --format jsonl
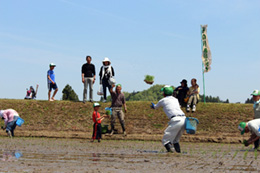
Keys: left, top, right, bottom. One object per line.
{"left": 91, "top": 103, "right": 108, "bottom": 142}
{"left": 47, "top": 63, "right": 58, "bottom": 101}
{"left": 0, "top": 109, "right": 20, "bottom": 138}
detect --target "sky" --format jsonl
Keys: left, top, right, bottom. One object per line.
{"left": 0, "top": 0, "right": 260, "bottom": 103}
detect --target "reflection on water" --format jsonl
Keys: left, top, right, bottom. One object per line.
{"left": 1, "top": 150, "right": 23, "bottom": 162}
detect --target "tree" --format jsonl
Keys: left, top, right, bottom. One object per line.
{"left": 62, "top": 84, "right": 79, "bottom": 102}
{"left": 245, "top": 98, "right": 254, "bottom": 104}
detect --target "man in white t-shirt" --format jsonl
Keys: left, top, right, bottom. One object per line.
{"left": 238, "top": 119, "right": 260, "bottom": 149}
{"left": 151, "top": 85, "right": 186, "bottom": 153}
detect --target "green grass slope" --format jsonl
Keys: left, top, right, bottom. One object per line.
{"left": 0, "top": 99, "right": 254, "bottom": 142}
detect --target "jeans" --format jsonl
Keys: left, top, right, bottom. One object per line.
{"left": 6, "top": 116, "right": 18, "bottom": 136}
{"left": 83, "top": 77, "right": 94, "bottom": 101}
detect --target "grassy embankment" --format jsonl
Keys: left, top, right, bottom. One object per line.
{"left": 0, "top": 99, "right": 254, "bottom": 143}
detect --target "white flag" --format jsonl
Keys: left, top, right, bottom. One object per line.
{"left": 201, "top": 25, "right": 212, "bottom": 73}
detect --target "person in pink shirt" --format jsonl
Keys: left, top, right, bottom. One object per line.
{"left": 0, "top": 109, "right": 20, "bottom": 138}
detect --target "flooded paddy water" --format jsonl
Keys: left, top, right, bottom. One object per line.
{"left": 0, "top": 137, "right": 259, "bottom": 172}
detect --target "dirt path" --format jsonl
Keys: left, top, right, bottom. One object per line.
{"left": 0, "top": 137, "right": 259, "bottom": 172}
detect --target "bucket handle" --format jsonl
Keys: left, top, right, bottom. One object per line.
{"left": 186, "top": 117, "right": 199, "bottom": 124}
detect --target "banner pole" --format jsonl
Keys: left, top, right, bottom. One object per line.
{"left": 202, "top": 63, "right": 206, "bottom": 104}
{"left": 201, "top": 26, "right": 206, "bottom": 104}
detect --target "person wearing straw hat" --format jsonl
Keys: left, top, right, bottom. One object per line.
{"left": 151, "top": 85, "right": 186, "bottom": 153}
{"left": 99, "top": 57, "right": 115, "bottom": 103}
{"left": 238, "top": 119, "right": 260, "bottom": 149}
{"left": 0, "top": 109, "right": 20, "bottom": 138}
{"left": 47, "top": 63, "right": 58, "bottom": 101}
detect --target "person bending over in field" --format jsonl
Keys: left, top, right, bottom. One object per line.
{"left": 238, "top": 119, "right": 260, "bottom": 150}
{"left": 151, "top": 85, "right": 186, "bottom": 153}
{"left": 0, "top": 109, "right": 20, "bottom": 138}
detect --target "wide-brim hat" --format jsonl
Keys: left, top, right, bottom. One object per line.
{"left": 102, "top": 57, "right": 111, "bottom": 65}
{"left": 0, "top": 110, "right": 4, "bottom": 118}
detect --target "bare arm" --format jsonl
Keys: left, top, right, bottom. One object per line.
{"left": 123, "top": 103, "right": 127, "bottom": 113}
{"left": 96, "top": 115, "right": 108, "bottom": 122}
{"left": 110, "top": 84, "right": 115, "bottom": 93}
{"left": 82, "top": 73, "right": 85, "bottom": 83}
{"left": 247, "top": 134, "right": 260, "bottom": 145}
{"left": 48, "top": 75, "right": 55, "bottom": 84}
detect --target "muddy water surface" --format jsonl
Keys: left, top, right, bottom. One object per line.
{"left": 0, "top": 137, "right": 259, "bottom": 172}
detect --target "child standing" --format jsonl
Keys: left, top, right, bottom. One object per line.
{"left": 91, "top": 103, "right": 108, "bottom": 142}
{"left": 47, "top": 63, "right": 58, "bottom": 101}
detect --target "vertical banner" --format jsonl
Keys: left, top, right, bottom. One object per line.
{"left": 201, "top": 25, "right": 212, "bottom": 73}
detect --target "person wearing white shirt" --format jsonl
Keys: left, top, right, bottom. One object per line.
{"left": 151, "top": 85, "right": 186, "bottom": 153}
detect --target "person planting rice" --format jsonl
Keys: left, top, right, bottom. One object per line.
{"left": 249, "top": 90, "right": 260, "bottom": 149}
{"left": 91, "top": 103, "right": 109, "bottom": 142}
{"left": 0, "top": 109, "right": 20, "bottom": 138}
{"left": 151, "top": 85, "right": 186, "bottom": 153}
{"left": 238, "top": 119, "right": 260, "bottom": 149}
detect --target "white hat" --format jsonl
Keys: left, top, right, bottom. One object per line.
{"left": 0, "top": 110, "right": 4, "bottom": 118}
{"left": 102, "top": 57, "right": 110, "bottom": 63}
{"left": 49, "top": 63, "right": 56, "bottom": 67}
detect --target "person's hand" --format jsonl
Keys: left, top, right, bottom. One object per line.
{"left": 82, "top": 78, "right": 85, "bottom": 83}
{"left": 125, "top": 107, "right": 127, "bottom": 113}
{"left": 93, "top": 78, "right": 95, "bottom": 84}
{"left": 112, "top": 84, "right": 115, "bottom": 88}
{"left": 243, "top": 140, "right": 249, "bottom": 147}
{"left": 52, "top": 81, "right": 55, "bottom": 84}
{"left": 151, "top": 102, "right": 155, "bottom": 109}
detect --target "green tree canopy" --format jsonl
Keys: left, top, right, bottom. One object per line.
{"left": 62, "top": 84, "right": 79, "bottom": 102}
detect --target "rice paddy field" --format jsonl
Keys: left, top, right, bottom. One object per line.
{"left": 1, "top": 137, "right": 260, "bottom": 173}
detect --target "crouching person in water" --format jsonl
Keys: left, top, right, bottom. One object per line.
{"left": 0, "top": 109, "right": 20, "bottom": 138}
{"left": 151, "top": 85, "right": 186, "bottom": 153}
{"left": 91, "top": 103, "right": 108, "bottom": 142}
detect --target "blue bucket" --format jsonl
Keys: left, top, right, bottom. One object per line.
{"left": 185, "top": 117, "right": 199, "bottom": 134}
{"left": 105, "top": 107, "right": 112, "bottom": 115}
{"left": 16, "top": 117, "right": 25, "bottom": 127}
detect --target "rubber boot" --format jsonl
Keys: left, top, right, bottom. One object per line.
{"left": 121, "top": 122, "right": 126, "bottom": 132}
{"left": 173, "top": 143, "right": 181, "bottom": 153}
{"left": 164, "top": 143, "right": 173, "bottom": 153}
{"left": 254, "top": 139, "right": 259, "bottom": 150}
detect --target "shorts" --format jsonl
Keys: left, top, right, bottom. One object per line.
{"left": 48, "top": 83, "right": 58, "bottom": 91}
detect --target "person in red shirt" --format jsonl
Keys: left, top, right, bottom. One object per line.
{"left": 91, "top": 103, "right": 108, "bottom": 142}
